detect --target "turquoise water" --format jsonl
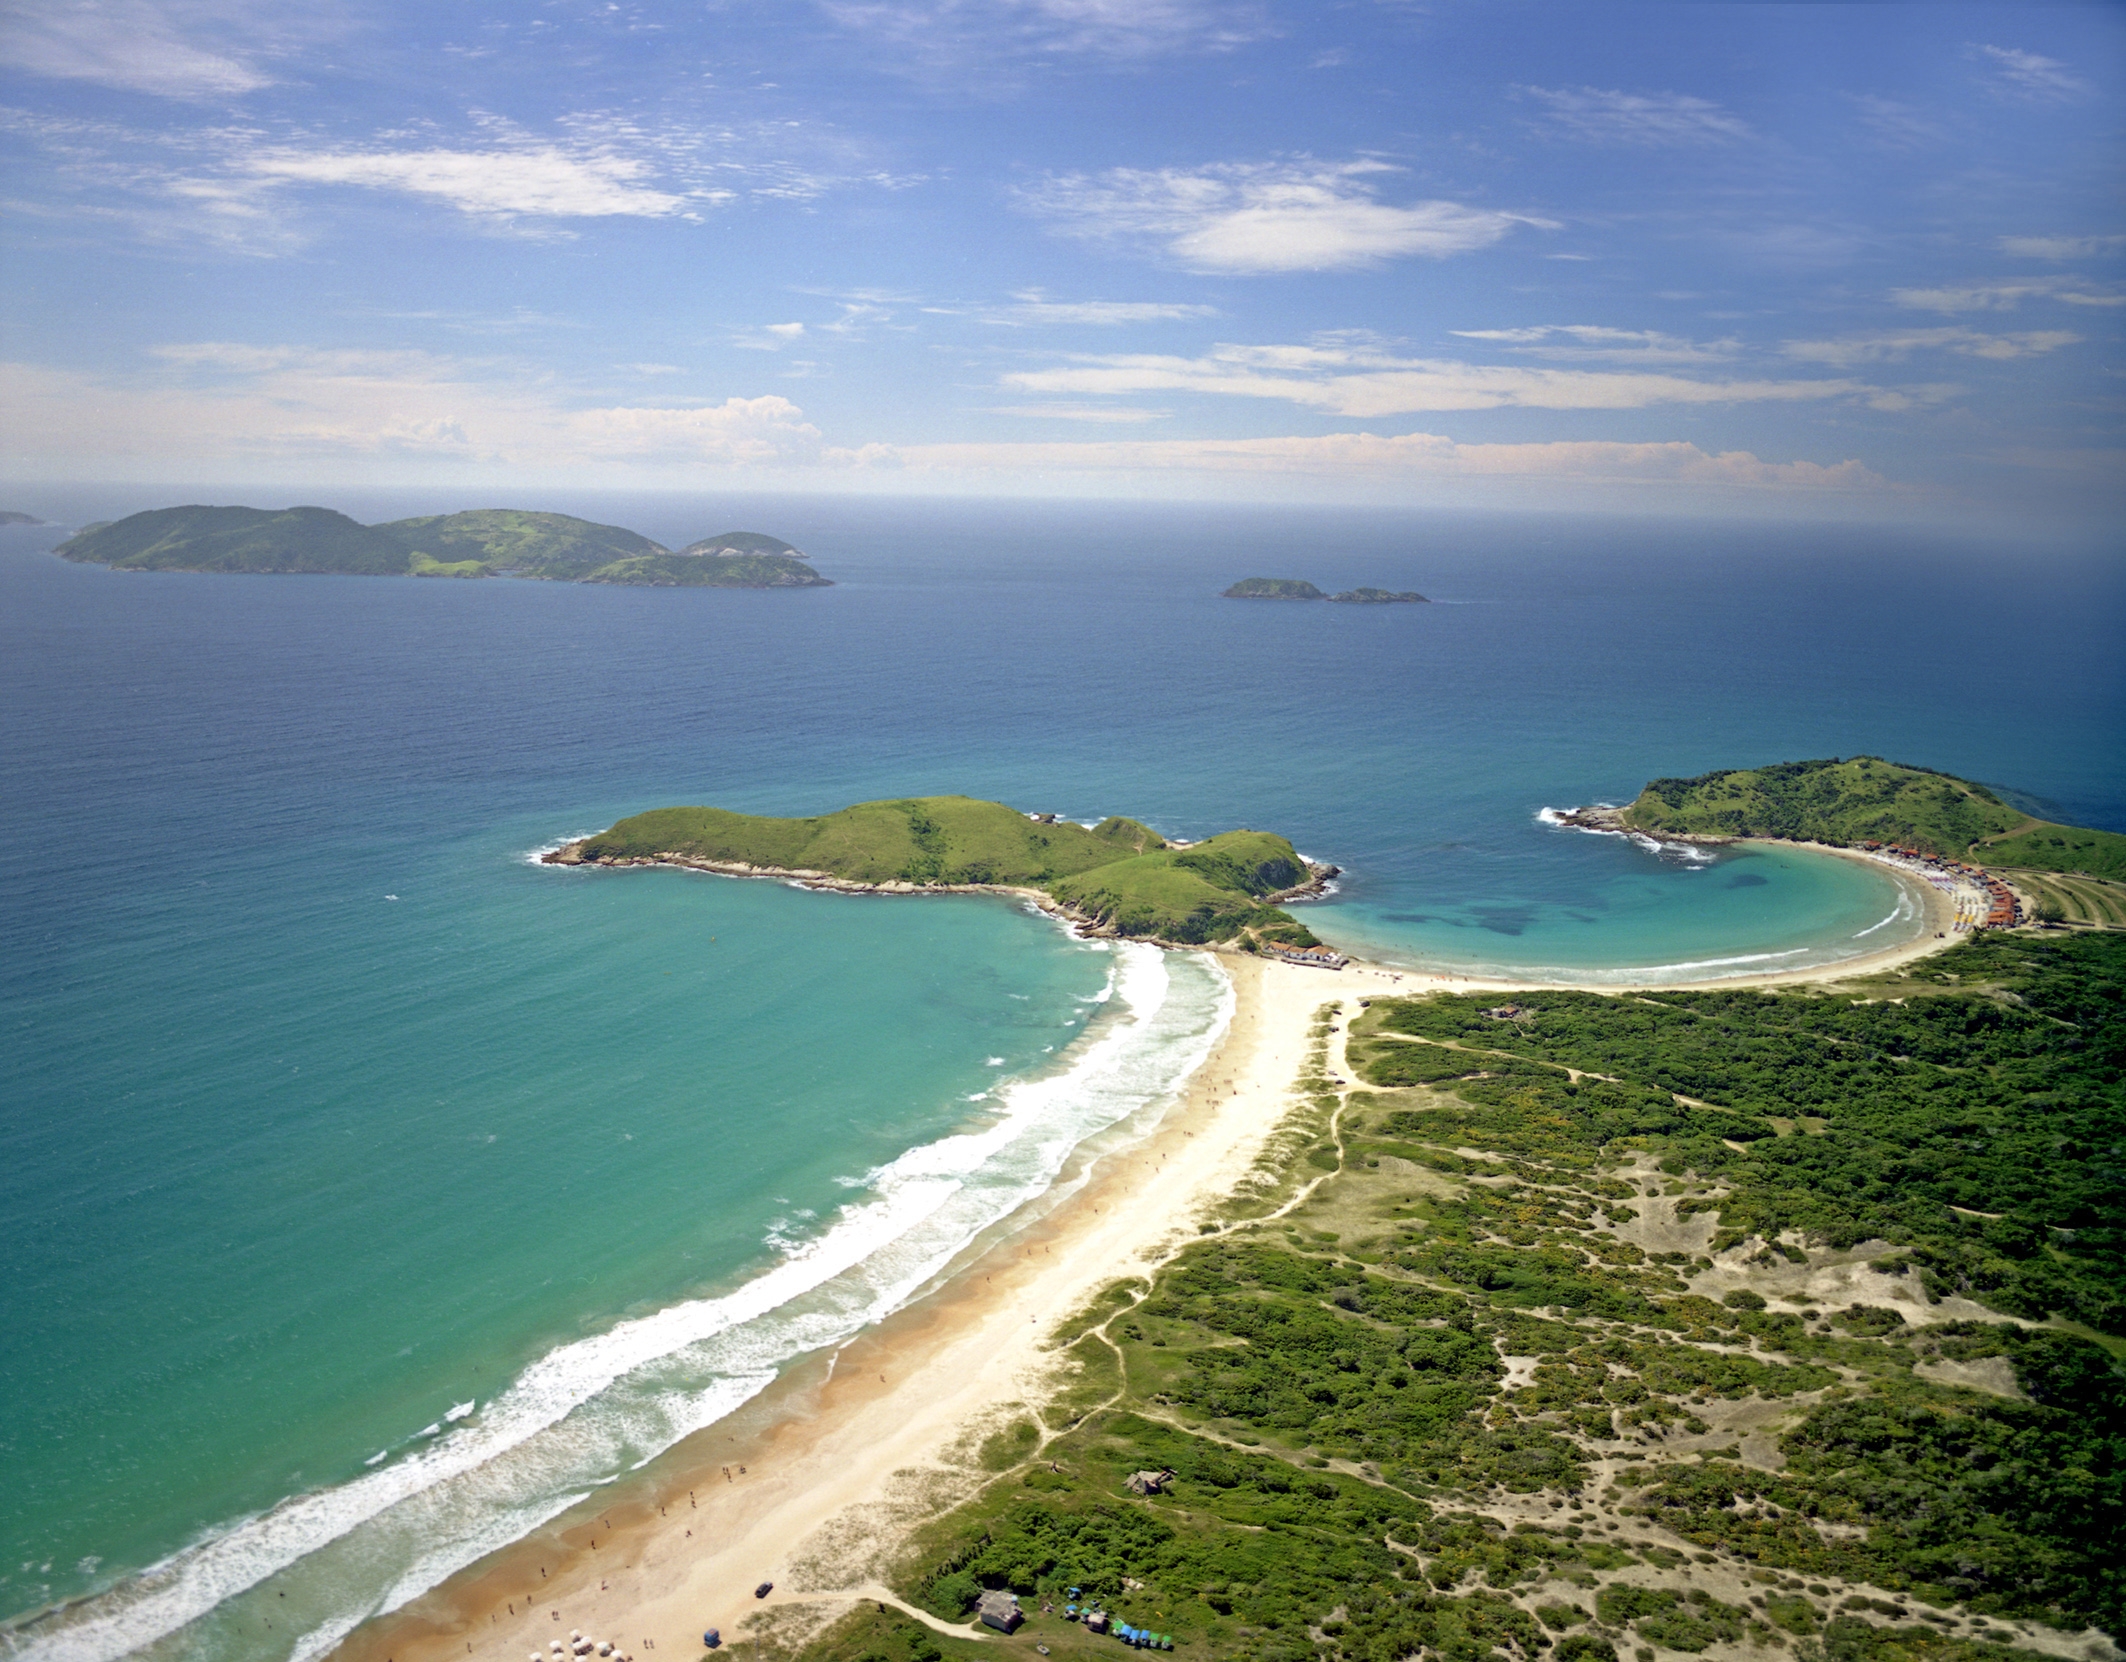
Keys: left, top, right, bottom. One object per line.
{"left": 3, "top": 500, "right": 2120, "bottom": 1662}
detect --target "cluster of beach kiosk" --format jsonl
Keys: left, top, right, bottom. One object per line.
{"left": 536, "top": 1633, "right": 630, "bottom": 1662}
{"left": 1061, "top": 1590, "right": 1175, "bottom": 1649}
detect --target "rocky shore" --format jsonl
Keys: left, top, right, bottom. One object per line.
{"left": 540, "top": 841, "right": 1340, "bottom": 947}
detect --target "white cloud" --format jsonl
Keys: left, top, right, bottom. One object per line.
{"left": 1447, "top": 325, "right": 1739, "bottom": 365}
{"left": 995, "top": 291, "right": 1220, "bottom": 325}
{"left": 876, "top": 430, "right": 1885, "bottom": 493}
{"left": 1998, "top": 234, "right": 2126, "bottom": 261}
{"left": 1891, "top": 277, "right": 2126, "bottom": 312}
{"left": 241, "top": 145, "right": 691, "bottom": 220}
{"left": 986, "top": 404, "right": 1170, "bottom": 422}
{"left": 0, "top": 347, "right": 861, "bottom": 477}
{"left": 1020, "top": 160, "right": 1542, "bottom": 274}
{"left": 815, "top": 0, "right": 1270, "bottom": 65}
{"left": 1783, "top": 327, "right": 2080, "bottom": 367}
{"left": 1975, "top": 44, "right": 2088, "bottom": 102}
{"left": 1519, "top": 85, "right": 1751, "bottom": 145}
{"left": 1002, "top": 341, "right": 1864, "bottom": 416}
{"left": 0, "top": 0, "right": 268, "bottom": 97}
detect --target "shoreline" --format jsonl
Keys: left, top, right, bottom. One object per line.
{"left": 538, "top": 843, "right": 1340, "bottom": 943}
{"left": 327, "top": 886, "right": 1973, "bottom": 1662}
{"left": 333, "top": 953, "right": 1370, "bottom": 1662}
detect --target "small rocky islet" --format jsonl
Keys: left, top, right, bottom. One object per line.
{"left": 1222, "top": 576, "right": 1428, "bottom": 603}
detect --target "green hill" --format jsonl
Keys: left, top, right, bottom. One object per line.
{"left": 680, "top": 531, "right": 802, "bottom": 557}
{"left": 374, "top": 509, "right": 663, "bottom": 576}
{"left": 1223, "top": 577, "right": 1325, "bottom": 599}
{"left": 1620, "top": 756, "right": 2124, "bottom": 877}
{"left": 55, "top": 505, "right": 413, "bottom": 574}
{"left": 555, "top": 796, "right": 1323, "bottom": 948}
{"left": 56, "top": 504, "right": 832, "bottom": 589}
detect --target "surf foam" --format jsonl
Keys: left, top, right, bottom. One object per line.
{"left": 9, "top": 945, "right": 1229, "bottom": 1662}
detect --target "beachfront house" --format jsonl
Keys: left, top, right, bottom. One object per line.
{"left": 1265, "top": 943, "right": 1349, "bottom": 970}
{"left": 977, "top": 1592, "right": 1025, "bottom": 1633}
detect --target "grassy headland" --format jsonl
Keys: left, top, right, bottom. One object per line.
{"left": 1617, "top": 758, "right": 2125, "bottom": 882}
{"left": 56, "top": 505, "right": 831, "bottom": 588}
{"left": 782, "top": 933, "right": 2125, "bottom": 1662}
{"left": 549, "top": 796, "right": 1329, "bottom": 949}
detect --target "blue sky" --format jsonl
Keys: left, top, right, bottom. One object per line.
{"left": 2, "top": 0, "right": 2121, "bottom": 524}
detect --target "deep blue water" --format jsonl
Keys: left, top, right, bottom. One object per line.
{"left": 2, "top": 497, "right": 2120, "bottom": 1662}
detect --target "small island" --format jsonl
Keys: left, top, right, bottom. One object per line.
{"left": 1223, "top": 577, "right": 1428, "bottom": 602}
{"left": 0, "top": 510, "right": 46, "bottom": 526}
{"left": 545, "top": 795, "right": 1340, "bottom": 954}
{"left": 53, "top": 505, "right": 832, "bottom": 589}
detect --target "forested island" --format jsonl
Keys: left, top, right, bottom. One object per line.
{"left": 798, "top": 927, "right": 2126, "bottom": 1662}
{"left": 53, "top": 505, "right": 830, "bottom": 588}
{"left": 545, "top": 795, "right": 1336, "bottom": 950}
{"left": 0, "top": 510, "right": 46, "bottom": 525}
{"left": 1224, "top": 577, "right": 1430, "bottom": 603}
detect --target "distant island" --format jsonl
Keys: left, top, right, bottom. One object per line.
{"left": 545, "top": 795, "right": 1340, "bottom": 954}
{"left": 1557, "top": 756, "right": 2126, "bottom": 884}
{"left": 0, "top": 510, "right": 47, "bottom": 526}
{"left": 1223, "top": 577, "right": 1428, "bottom": 603}
{"left": 53, "top": 505, "right": 831, "bottom": 589}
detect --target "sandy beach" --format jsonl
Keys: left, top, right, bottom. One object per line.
{"left": 336, "top": 870, "right": 1963, "bottom": 1662}
{"left": 336, "top": 953, "right": 1385, "bottom": 1662}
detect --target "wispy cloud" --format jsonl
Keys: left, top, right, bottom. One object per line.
{"left": 879, "top": 431, "right": 1886, "bottom": 493}
{"left": 1783, "top": 327, "right": 2080, "bottom": 367}
{"left": 991, "top": 290, "right": 1220, "bottom": 325}
{"left": 986, "top": 404, "right": 1171, "bottom": 422}
{"left": 1002, "top": 340, "right": 1868, "bottom": 416}
{"left": 1974, "top": 44, "right": 2088, "bottom": 103}
{"left": 242, "top": 144, "right": 695, "bottom": 220}
{"left": 0, "top": 0, "right": 269, "bottom": 98}
{"left": 1892, "top": 277, "right": 2126, "bottom": 313}
{"left": 815, "top": 0, "right": 1271, "bottom": 68}
{"left": 734, "top": 322, "right": 809, "bottom": 350}
{"left": 1519, "top": 85, "right": 1751, "bottom": 145}
{"left": 0, "top": 346, "right": 856, "bottom": 471}
{"left": 1447, "top": 325, "right": 1739, "bottom": 365}
{"left": 1019, "top": 159, "right": 1544, "bottom": 274}
{"left": 1847, "top": 94, "right": 1945, "bottom": 149}
{"left": 1998, "top": 233, "right": 2126, "bottom": 261}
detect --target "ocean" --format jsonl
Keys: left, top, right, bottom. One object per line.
{"left": 3, "top": 496, "right": 2120, "bottom": 1662}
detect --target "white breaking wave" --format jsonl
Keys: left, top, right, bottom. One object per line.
{"left": 1852, "top": 891, "right": 1915, "bottom": 938}
{"left": 9, "top": 945, "right": 1231, "bottom": 1662}
{"left": 1535, "top": 805, "right": 1718, "bottom": 866}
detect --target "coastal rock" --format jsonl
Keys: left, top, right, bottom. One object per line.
{"left": 1326, "top": 588, "right": 1428, "bottom": 604}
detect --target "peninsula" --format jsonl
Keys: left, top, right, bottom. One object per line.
{"left": 1223, "top": 577, "right": 1429, "bottom": 602}
{"left": 53, "top": 505, "right": 831, "bottom": 588}
{"left": 544, "top": 794, "right": 1337, "bottom": 951}
{"left": 1554, "top": 756, "right": 2126, "bottom": 929}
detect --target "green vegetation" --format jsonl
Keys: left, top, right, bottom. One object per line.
{"left": 55, "top": 504, "right": 831, "bottom": 588}
{"left": 1353, "top": 931, "right": 2126, "bottom": 1333}
{"left": 1618, "top": 756, "right": 2124, "bottom": 884}
{"left": 1328, "top": 589, "right": 1429, "bottom": 604}
{"left": 1048, "top": 831, "right": 1326, "bottom": 947}
{"left": 1224, "top": 578, "right": 1327, "bottom": 599}
{"left": 777, "top": 939, "right": 2123, "bottom": 1662}
{"left": 55, "top": 504, "right": 413, "bottom": 574}
{"left": 561, "top": 797, "right": 1324, "bottom": 949}
{"left": 1621, "top": 759, "right": 2025, "bottom": 855}
{"left": 1979, "top": 825, "right": 2126, "bottom": 883}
